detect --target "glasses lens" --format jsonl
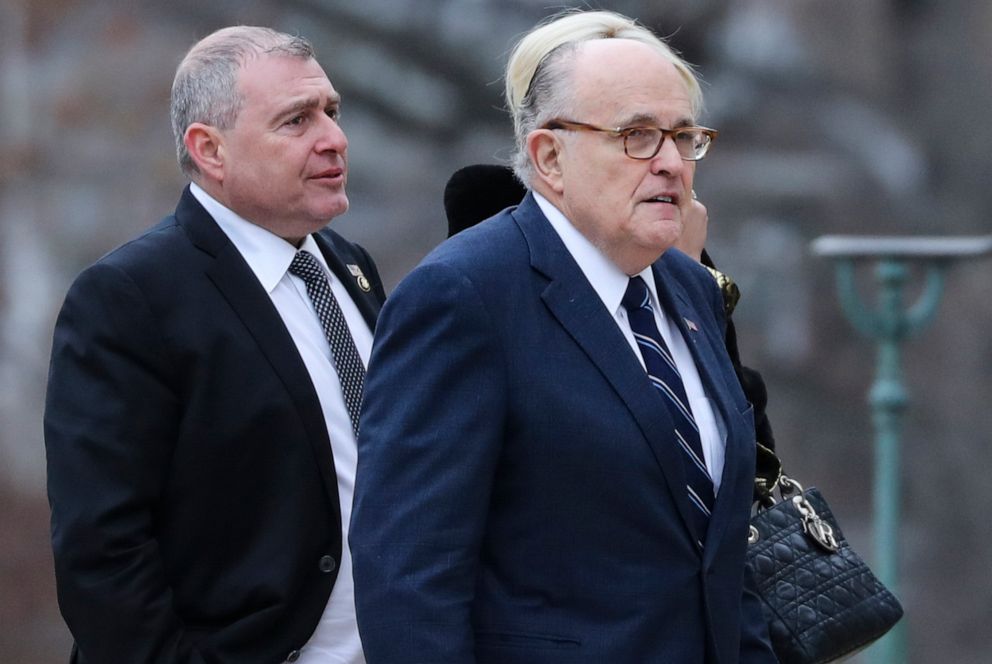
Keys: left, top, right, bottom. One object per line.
{"left": 623, "top": 127, "right": 713, "bottom": 160}
{"left": 674, "top": 129, "right": 710, "bottom": 160}
{"left": 624, "top": 127, "right": 663, "bottom": 159}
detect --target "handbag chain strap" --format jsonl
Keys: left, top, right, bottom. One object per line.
{"left": 750, "top": 475, "right": 840, "bottom": 553}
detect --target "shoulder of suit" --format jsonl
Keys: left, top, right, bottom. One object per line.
{"left": 315, "top": 227, "right": 369, "bottom": 262}
{"left": 660, "top": 247, "right": 712, "bottom": 282}
{"left": 89, "top": 215, "right": 187, "bottom": 272}
{"left": 425, "top": 210, "right": 523, "bottom": 272}
{"left": 659, "top": 248, "right": 725, "bottom": 312}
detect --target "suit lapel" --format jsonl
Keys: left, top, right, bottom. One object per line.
{"left": 174, "top": 188, "right": 342, "bottom": 513}
{"left": 313, "top": 232, "right": 380, "bottom": 330}
{"left": 513, "top": 195, "right": 700, "bottom": 542}
{"left": 652, "top": 260, "right": 746, "bottom": 555}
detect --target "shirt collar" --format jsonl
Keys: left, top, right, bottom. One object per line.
{"left": 189, "top": 182, "right": 328, "bottom": 293}
{"left": 533, "top": 191, "right": 660, "bottom": 315}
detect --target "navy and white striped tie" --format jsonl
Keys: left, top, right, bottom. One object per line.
{"left": 622, "top": 276, "right": 714, "bottom": 546}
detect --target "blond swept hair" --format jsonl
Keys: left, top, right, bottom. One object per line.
{"left": 504, "top": 10, "right": 702, "bottom": 184}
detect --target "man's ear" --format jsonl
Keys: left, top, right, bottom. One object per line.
{"left": 527, "top": 130, "right": 565, "bottom": 194}
{"left": 184, "top": 123, "right": 225, "bottom": 182}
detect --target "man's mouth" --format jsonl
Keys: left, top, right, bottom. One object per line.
{"left": 311, "top": 168, "right": 344, "bottom": 180}
{"left": 645, "top": 194, "right": 676, "bottom": 204}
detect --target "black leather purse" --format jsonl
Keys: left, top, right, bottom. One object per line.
{"left": 747, "top": 452, "right": 904, "bottom": 664}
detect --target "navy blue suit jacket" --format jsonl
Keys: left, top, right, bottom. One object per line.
{"left": 44, "top": 187, "right": 384, "bottom": 664}
{"left": 352, "top": 194, "right": 777, "bottom": 663}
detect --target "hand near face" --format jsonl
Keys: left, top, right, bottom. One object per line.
{"left": 675, "top": 196, "right": 707, "bottom": 262}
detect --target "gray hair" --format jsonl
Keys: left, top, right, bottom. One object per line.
{"left": 170, "top": 26, "right": 315, "bottom": 177}
{"left": 504, "top": 10, "right": 703, "bottom": 185}
{"left": 507, "top": 42, "right": 581, "bottom": 185}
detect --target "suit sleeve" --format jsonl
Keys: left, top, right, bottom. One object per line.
{"left": 739, "top": 565, "right": 780, "bottom": 662}
{"left": 44, "top": 263, "right": 207, "bottom": 664}
{"left": 350, "top": 260, "right": 505, "bottom": 664}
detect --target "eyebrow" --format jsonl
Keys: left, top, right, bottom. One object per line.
{"left": 276, "top": 94, "right": 340, "bottom": 121}
{"left": 615, "top": 113, "right": 695, "bottom": 129}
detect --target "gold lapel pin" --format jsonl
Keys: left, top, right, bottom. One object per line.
{"left": 348, "top": 264, "right": 372, "bottom": 293}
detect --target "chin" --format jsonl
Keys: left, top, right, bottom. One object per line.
{"left": 312, "top": 198, "right": 349, "bottom": 222}
{"left": 638, "top": 221, "right": 680, "bottom": 243}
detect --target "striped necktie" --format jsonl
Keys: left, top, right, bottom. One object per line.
{"left": 622, "top": 276, "right": 714, "bottom": 546}
{"left": 289, "top": 250, "right": 365, "bottom": 437}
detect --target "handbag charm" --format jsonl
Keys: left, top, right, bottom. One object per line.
{"left": 749, "top": 476, "right": 838, "bottom": 553}
{"left": 792, "top": 486, "right": 838, "bottom": 552}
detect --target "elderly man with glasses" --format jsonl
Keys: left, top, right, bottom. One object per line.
{"left": 351, "top": 10, "right": 778, "bottom": 664}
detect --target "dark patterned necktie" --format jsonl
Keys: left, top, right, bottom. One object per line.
{"left": 622, "top": 276, "right": 714, "bottom": 546}
{"left": 289, "top": 250, "right": 365, "bottom": 437}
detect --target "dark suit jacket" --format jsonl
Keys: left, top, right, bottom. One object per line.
{"left": 44, "top": 186, "right": 385, "bottom": 664}
{"left": 351, "top": 193, "right": 777, "bottom": 663}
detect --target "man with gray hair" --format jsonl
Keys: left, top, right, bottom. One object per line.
{"left": 45, "top": 26, "right": 383, "bottom": 663}
{"left": 352, "top": 10, "right": 778, "bottom": 663}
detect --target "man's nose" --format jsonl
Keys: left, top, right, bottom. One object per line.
{"left": 648, "top": 135, "right": 684, "bottom": 176}
{"left": 316, "top": 114, "right": 348, "bottom": 153}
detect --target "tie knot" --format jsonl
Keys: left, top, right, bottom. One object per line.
{"left": 621, "top": 276, "right": 651, "bottom": 313}
{"left": 289, "top": 250, "right": 322, "bottom": 283}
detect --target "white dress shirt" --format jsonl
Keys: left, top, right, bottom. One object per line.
{"left": 191, "top": 183, "right": 368, "bottom": 663}
{"left": 533, "top": 192, "right": 726, "bottom": 492}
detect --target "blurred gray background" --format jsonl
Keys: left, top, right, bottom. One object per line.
{"left": 2, "top": 0, "right": 990, "bottom": 661}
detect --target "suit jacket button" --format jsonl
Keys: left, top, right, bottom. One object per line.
{"left": 286, "top": 649, "right": 301, "bottom": 662}
{"left": 319, "top": 555, "right": 337, "bottom": 573}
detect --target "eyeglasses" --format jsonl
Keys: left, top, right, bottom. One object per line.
{"left": 542, "top": 119, "right": 718, "bottom": 161}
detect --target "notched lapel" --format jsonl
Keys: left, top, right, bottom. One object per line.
{"left": 652, "top": 266, "right": 734, "bottom": 417}
{"left": 313, "top": 233, "right": 381, "bottom": 330}
{"left": 204, "top": 246, "right": 341, "bottom": 510}
{"left": 177, "top": 193, "right": 343, "bottom": 518}
{"left": 514, "top": 197, "right": 701, "bottom": 543}
{"left": 652, "top": 261, "right": 749, "bottom": 555}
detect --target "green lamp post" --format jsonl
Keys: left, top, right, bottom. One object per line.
{"left": 810, "top": 234, "right": 992, "bottom": 663}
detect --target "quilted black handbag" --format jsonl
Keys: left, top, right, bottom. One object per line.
{"left": 747, "top": 463, "right": 904, "bottom": 664}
